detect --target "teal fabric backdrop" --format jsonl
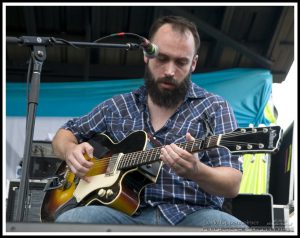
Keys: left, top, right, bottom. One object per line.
{"left": 192, "top": 68, "right": 273, "bottom": 127}
{"left": 6, "top": 68, "right": 272, "bottom": 127}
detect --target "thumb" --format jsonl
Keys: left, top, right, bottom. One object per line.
{"left": 87, "top": 147, "right": 94, "bottom": 159}
{"left": 83, "top": 142, "right": 94, "bottom": 159}
{"left": 186, "top": 132, "right": 195, "bottom": 142}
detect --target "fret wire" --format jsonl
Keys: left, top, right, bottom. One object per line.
{"left": 142, "top": 150, "right": 147, "bottom": 164}
{"left": 190, "top": 141, "right": 194, "bottom": 152}
{"left": 137, "top": 150, "right": 143, "bottom": 166}
{"left": 149, "top": 149, "right": 154, "bottom": 162}
{"left": 144, "top": 149, "right": 148, "bottom": 163}
{"left": 191, "top": 141, "right": 195, "bottom": 152}
{"left": 143, "top": 148, "right": 150, "bottom": 165}
{"left": 120, "top": 155, "right": 125, "bottom": 168}
{"left": 125, "top": 153, "right": 130, "bottom": 167}
{"left": 121, "top": 154, "right": 128, "bottom": 169}
{"left": 130, "top": 151, "right": 135, "bottom": 167}
{"left": 132, "top": 151, "right": 137, "bottom": 167}
{"left": 151, "top": 148, "right": 159, "bottom": 162}
{"left": 191, "top": 141, "right": 195, "bottom": 151}
{"left": 153, "top": 148, "right": 159, "bottom": 162}
{"left": 140, "top": 150, "right": 144, "bottom": 164}
{"left": 126, "top": 152, "right": 130, "bottom": 166}
{"left": 156, "top": 148, "right": 161, "bottom": 159}
{"left": 186, "top": 142, "right": 191, "bottom": 152}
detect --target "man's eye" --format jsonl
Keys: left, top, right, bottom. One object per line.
{"left": 176, "top": 60, "right": 188, "bottom": 66}
{"left": 157, "top": 56, "right": 167, "bottom": 62}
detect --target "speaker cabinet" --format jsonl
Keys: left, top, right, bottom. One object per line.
{"left": 29, "top": 141, "right": 62, "bottom": 179}
{"left": 6, "top": 180, "right": 46, "bottom": 222}
{"left": 231, "top": 194, "right": 274, "bottom": 228}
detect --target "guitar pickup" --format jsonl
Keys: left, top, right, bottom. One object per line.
{"left": 106, "top": 153, "right": 124, "bottom": 175}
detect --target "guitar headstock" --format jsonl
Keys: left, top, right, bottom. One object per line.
{"left": 219, "top": 126, "right": 283, "bottom": 154}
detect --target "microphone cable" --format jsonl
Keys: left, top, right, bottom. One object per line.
{"left": 93, "top": 32, "right": 147, "bottom": 44}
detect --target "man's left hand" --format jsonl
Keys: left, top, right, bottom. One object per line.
{"left": 160, "top": 133, "right": 200, "bottom": 179}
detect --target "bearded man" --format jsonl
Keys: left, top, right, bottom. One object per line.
{"left": 52, "top": 15, "right": 247, "bottom": 229}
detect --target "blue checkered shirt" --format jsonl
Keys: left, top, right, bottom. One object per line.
{"left": 62, "top": 82, "right": 242, "bottom": 225}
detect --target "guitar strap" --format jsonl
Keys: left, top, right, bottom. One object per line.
{"left": 137, "top": 132, "right": 163, "bottom": 183}
{"left": 146, "top": 133, "right": 163, "bottom": 147}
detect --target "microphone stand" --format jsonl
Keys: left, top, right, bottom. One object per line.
{"left": 6, "top": 36, "right": 140, "bottom": 222}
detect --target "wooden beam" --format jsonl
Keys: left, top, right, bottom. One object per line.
{"left": 206, "top": 6, "right": 235, "bottom": 68}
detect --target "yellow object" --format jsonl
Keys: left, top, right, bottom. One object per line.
{"left": 239, "top": 153, "right": 269, "bottom": 194}
{"left": 264, "top": 102, "right": 277, "bottom": 124}
{"left": 239, "top": 99, "right": 278, "bottom": 194}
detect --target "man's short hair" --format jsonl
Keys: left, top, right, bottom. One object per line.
{"left": 148, "top": 15, "right": 201, "bottom": 54}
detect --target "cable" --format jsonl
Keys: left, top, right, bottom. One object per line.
{"left": 93, "top": 32, "right": 146, "bottom": 43}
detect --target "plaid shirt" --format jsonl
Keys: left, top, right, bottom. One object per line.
{"left": 62, "top": 82, "right": 242, "bottom": 225}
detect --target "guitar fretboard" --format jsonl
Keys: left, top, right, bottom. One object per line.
{"left": 117, "top": 135, "right": 220, "bottom": 170}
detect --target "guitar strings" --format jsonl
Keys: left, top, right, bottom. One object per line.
{"left": 220, "top": 130, "right": 275, "bottom": 138}
{"left": 86, "top": 140, "right": 204, "bottom": 173}
{"left": 89, "top": 147, "right": 163, "bottom": 168}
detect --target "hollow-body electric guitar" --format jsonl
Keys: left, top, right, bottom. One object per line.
{"left": 41, "top": 126, "right": 282, "bottom": 222}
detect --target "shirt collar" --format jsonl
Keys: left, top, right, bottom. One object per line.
{"left": 186, "top": 81, "right": 207, "bottom": 100}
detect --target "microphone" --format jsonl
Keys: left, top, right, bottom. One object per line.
{"left": 140, "top": 38, "right": 159, "bottom": 58}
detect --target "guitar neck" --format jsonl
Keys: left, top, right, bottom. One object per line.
{"left": 117, "top": 136, "right": 220, "bottom": 170}
{"left": 116, "top": 125, "right": 282, "bottom": 171}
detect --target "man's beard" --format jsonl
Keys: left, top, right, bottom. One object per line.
{"left": 144, "top": 66, "right": 191, "bottom": 108}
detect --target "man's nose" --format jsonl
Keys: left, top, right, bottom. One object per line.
{"left": 164, "top": 62, "right": 176, "bottom": 78}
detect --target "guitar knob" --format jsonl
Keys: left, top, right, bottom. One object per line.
{"left": 98, "top": 189, "right": 106, "bottom": 197}
{"left": 106, "top": 189, "right": 114, "bottom": 197}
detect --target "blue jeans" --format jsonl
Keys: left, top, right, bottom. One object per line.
{"left": 55, "top": 205, "right": 248, "bottom": 229}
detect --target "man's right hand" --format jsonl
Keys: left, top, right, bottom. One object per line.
{"left": 64, "top": 142, "right": 94, "bottom": 182}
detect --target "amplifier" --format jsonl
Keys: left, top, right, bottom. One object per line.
{"left": 231, "top": 194, "right": 274, "bottom": 228}
{"left": 18, "top": 141, "right": 62, "bottom": 180}
{"left": 6, "top": 180, "right": 46, "bottom": 223}
{"left": 31, "top": 141, "right": 62, "bottom": 179}
{"left": 28, "top": 156, "right": 61, "bottom": 180}
{"left": 31, "top": 141, "right": 57, "bottom": 158}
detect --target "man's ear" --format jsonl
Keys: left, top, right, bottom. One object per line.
{"left": 191, "top": 54, "right": 199, "bottom": 72}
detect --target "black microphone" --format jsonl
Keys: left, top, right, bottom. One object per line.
{"left": 140, "top": 38, "right": 159, "bottom": 58}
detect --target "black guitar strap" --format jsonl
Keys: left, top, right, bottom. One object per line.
{"left": 146, "top": 133, "right": 163, "bottom": 147}
{"left": 137, "top": 132, "right": 163, "bottom": 182}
